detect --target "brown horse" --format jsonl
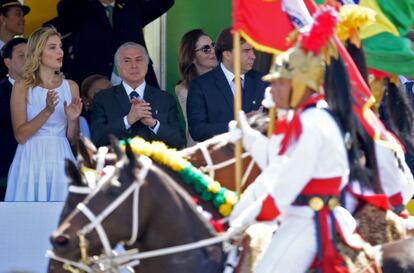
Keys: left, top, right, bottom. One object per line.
{"left": 48, "top": 139, "right": 414, "bottom": 273}
{"left": 179, "top": 132, "right": 261, "bottom": 192}
{"left": 48, "top": 141, "right": 227, "bottom": 273}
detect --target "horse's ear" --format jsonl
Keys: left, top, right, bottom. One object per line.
{"left": 65, "top": 159, "right": 83, "bottom": 186}
{"left": 125, "top": 139, "right": 138, "bottom": 167}
{"left": 109, "top": 134, "right": 123, "bottom": 161}
{"left": 77, "top": 135, "right": 96, "bottom": 168}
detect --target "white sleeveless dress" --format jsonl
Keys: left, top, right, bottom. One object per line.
{"left": 5, "top": 80, "right": 75, "bottom": 201}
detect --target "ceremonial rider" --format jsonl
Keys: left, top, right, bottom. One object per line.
{"left": 229, "top": 7, "right": 372, "bottom": 273}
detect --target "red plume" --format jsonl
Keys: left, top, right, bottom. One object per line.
{"left": 300, "top": 6, "right": 338, "bottom": 55}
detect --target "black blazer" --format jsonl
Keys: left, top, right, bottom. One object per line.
{"left": 0, "top": 78, "right": 17, "bottom": 177}
{"left": 187, "top": 66, "right": 267, "bottom": 141}
{"left": 56, "top": 0, "right": 174, "bottom": 85}
{"left": 91, "top": 84, "right": 185, "bottom": 149}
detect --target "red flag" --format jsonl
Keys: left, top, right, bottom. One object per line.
{"left": 232, "top": 0, "right": 294, "bottom": 54}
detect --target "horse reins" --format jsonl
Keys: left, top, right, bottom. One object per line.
{"left": 195, "top": 141, "right": 256, "bottom": 188}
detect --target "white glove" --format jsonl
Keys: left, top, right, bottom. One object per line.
{"left": 239, "top": 111, "right": 261, "bottom": 152}
{"left": 261, "top": 86, "right": 275, "bottom": 109}
{"left": 228, "top": 120, "right": 242, "bottom": 143}
{"left": 229, "top": 179, "right": 267, "bottom": 228}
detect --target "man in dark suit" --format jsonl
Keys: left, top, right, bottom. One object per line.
{"left": 187, "top": 27, "right": 267, "bottom": 142}
{"left": 0, "top": 37, "right": 26, "bottom": 200}
{"left": 91, "top": 42, "right": 184, "bottom": 149}
{"left": 56, "top": 0, "right": 174, "bottom": 87}
{"left": 0, "top": 0, "right": 30, "bottom": 80}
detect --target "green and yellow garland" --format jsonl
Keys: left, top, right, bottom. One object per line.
{"left": 119, "top": 137, "right": 238, "bottom": 216}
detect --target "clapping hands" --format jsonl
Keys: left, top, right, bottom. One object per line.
{"left": 64, "top": 97, "right": 83, "bottom": 121}
{"left": 45, "top": 90, "right": 59, "bottom": 114}
{"left": 127, "top": 99, "right": 157, "bottom": 127}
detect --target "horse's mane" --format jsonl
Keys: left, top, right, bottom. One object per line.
{"left": 146, "top": 162, "right": 217, "bottom": 236}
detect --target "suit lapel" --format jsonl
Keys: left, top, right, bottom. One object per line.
{"left": 143, "top": 85, "right": 161, "bottom": 119}
{"left": 114, "top": 84, "right": 131, "bottom": 115}
{"left": 143, "top": 84, "right": 154, "bottom": 103}
{"left": 214, "top": 67, "right": 234, "bottom": 109}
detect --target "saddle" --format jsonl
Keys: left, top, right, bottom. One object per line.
{"left": 354, "top": 203, "right": 407, "bottom": 246}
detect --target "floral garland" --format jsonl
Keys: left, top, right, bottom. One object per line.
{"left": 119, "top": 137, "right": 238, "bottom": 216}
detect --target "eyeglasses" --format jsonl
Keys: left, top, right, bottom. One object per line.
{"left": 195, "top": 43, "right": 215, "bottom": 54}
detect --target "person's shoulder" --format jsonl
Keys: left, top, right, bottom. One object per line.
{"left": 175, "top": 82, "right": 187, "bottom": 94}
{"left": 193, "top": 67, "right": 218, "bottom": 83}
{"left": 246, "top": 69, "right": 265, "bottom": 81}
{"left": 94, "top": 84, "right": 117, "bottom": 100}
{"left": 302, "top": 105, "right": 338, "bottom": 131}
{"left": 148, "top": 85, "right": 174, "bottom": 98}
{"left": 0, "top": 77, "right": 10, "bottom": 88}
{"left": 66, "top": 79, "right": 79, "bottom": 90}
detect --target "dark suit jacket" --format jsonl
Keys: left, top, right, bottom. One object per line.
{"left": 0, "top": 78, "right": 17, "bottom": 177}
{"left": 187, "top": 66, "right": 267, "bottom": 141}
{"left": 56, "top": 0, "right": 174, "bottom": 85}
{"left": 0, "top": 55, "right": 7, "bottom": 81}
{"left": 91, "top": 84, "right": 185, "bottom": 149}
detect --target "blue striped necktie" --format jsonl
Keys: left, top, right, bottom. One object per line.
{"left": 129, "top": 91, "right": 140, "bottom": 101}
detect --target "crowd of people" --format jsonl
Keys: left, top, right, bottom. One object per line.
{"left": 0, "top": 0, "right": 269, "bottom": 202}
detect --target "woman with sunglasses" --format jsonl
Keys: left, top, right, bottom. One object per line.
{"left": 176, "top": 29, "right": 217, "bottom": 147}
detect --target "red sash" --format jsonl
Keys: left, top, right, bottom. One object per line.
{"left": 300, "top": 177, "right": 349, "bottom": 273}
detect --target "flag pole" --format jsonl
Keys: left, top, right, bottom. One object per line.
{"left": 233, "top": 30, "right": 242, "bottom": 198}
{"left": 267, "top": 107, "right": 276, "bottom": 137}
{"left": 267, "top": 54, "right": 277, "bottom": 137}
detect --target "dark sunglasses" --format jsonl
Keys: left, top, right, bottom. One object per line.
{"left": 195, "top": 43, "right": 215, "bottom": 54}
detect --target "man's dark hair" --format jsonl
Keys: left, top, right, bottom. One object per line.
{"left": 215, "top": 27, "right": 247, "bottom": 63}
{"left": 2, "top": 37, "right": 27, "bottom": 59}
{"left": 215, "top": 28, "right": 232, "bottom": 62}
{"left": 215, "top": 28, "right": 233, "bottom": 62}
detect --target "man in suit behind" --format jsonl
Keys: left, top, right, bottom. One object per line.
{"left": 91, "top": 42, "right": 184, "bottom": 149}
{"left": 56, "top": 0, "right": 174, "bottom": 87}
{"left": 0, "top": 37, "right": 26, "bottom": 200}
{"left": 0, "top": 0, "right": 30, "bottom": 80}
{"left": 187, "top": 27, "right": 267, "bottom": 142}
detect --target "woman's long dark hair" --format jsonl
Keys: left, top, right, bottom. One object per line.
{"left": 382, "top": 80, "right": 414, "bottom": 155}
{"left": 324, "top": 56, "right": 382, "bottom": 193}
{"left": 178, "top": 29, "right": 208, "bottom": 87}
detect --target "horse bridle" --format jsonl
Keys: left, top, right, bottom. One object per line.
{"left": 194, "top": 141, "right": 256, "bottom": 188}
{"left": 48, "top": 155, "right": 152, "bottom": 272}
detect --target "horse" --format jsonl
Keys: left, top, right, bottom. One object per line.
{"left": 57, "top": 129, "right": 262, "bottom": 224}
{"left": 48, "top": 140, "right": 230, "bottom": 273}
{"left": 179, "top": 132, "right": 261, "bottom": 193}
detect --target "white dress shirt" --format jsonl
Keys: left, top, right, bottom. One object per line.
{"left": 220, "top": 63, "right": 245, "bottom": 95}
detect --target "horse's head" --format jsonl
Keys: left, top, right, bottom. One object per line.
{"left": 49, "top": 136, "right": 227, "bottom": 272}
{"left": 58, "top": 136, "right": 118, "bottom": 223}
{"left": 49, "top": 138, "right": 149, "bottom": 270}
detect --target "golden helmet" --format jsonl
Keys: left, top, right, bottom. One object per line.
{"left": 262, "top": 46, "right": 325, "bottom": 108}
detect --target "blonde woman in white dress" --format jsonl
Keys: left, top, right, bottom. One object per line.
{"left": 5, "top": 27, "right": 82, "bottom": 201}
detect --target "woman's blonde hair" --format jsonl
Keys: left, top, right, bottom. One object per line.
{"left": 22, "top": 27, "right": 62, "bottom": 89}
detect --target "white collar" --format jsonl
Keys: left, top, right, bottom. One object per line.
{"left": 122, "top": 81, "right": 146, "bottom": 99}
{"left": 220, "top": 63, "right": 245, "bottom": 86}
{"left": 8, "top": 76, "right": 15, "bottom": 85}
{"left": 101, "top": 2, "right": 115, "bottom": 7}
